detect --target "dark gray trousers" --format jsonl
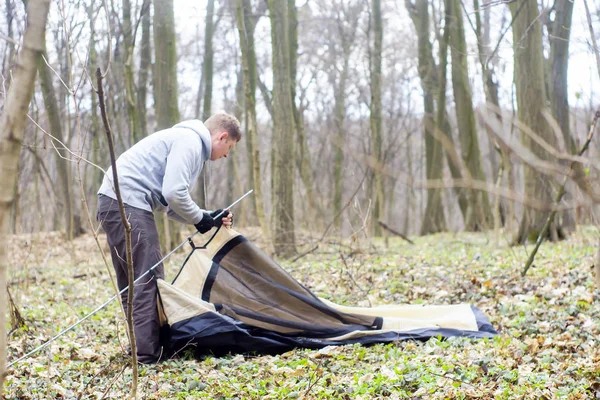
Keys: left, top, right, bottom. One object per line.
{"left": 97, "top": 195, "right": 164, "bottom": 363}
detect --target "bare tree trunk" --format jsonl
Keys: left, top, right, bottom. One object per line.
{"left": 1, "top": 0, "right": 16, "bottom": 77}
{"left": 0, "top": 0, "right": 51, "bottom": 392}
{"left": 87, "top": 0, "right": 102, "bottom": 204}
{"left": 38, "top": 49, "right": 76, "bottom": 239}
{"left": 549, "top": 0, "right": 577, "bottom": 231}
{"left": 510, "top": 0, "right": 560, "bottom": 243}
{"left": 406, "top": 0, "right": 447, "bottom": 234}
{"left": 236, "top": 0, "right": 269, "bottom": 235}
{"left": 473, "top": 0, "right": 507, "bottom": 236}
{"left": 123, "top": 0, "right": 142, "bottom": 143}
{"left": 137, "top": 0, "right": 151, "bottom": 138}
{"left": 288, "top": 0, "right": 320, "bottom": 226}
{"left": 196, "top": 0, "right": 216, "bottom": 210}
{"left": 154, "top": 0, "right": 181, "bottom": 249}
{"left": 448, "top": 0, "right": 491, "bottom": 231}
{"left": 332, "top": 3, "right": 360, "bottom": 231}
{"left": 370, "top": 0, "right": 384, "bottom": 236}
{"left": 269, "top": 0, "right": 296, "bottom": 257}
{"left": 227, "top": 68, "right": 244, "bottom": 207}
{"left": 96, "top": 69, "right": 138, "bottom": 398}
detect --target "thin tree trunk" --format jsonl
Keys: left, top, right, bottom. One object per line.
{"left": 288, "top": 0, "right": 320, "bottom": 226}
{"left": 448, "top": 0, "right": 491, "bottom": 231}
{"left": 0, "top": 0, "right": 51, "bottom": 393}
{"left": 137, "top": 0, "right": 151, "bottom": 138}
{"left": 549, "top": 0, "right": 577, "bottom": 231}
{"left": 236, "top": 0, "right": 269, "bottom": 235}
{"left": 201, "top": 0, "right": 215, "bottom": 122}
{"left": 473, "top": 0, "right": 507, "bottom": 234}
{"left": 87, "top": 0, "right": 102, "bottom": 202}
{"left": 227, "top": 68, "right": 244, "bottom": 207}
{"left": 96, "top": 69, "right": 138, "bottom": 398}
{"left": 154, "top": 0, "right": 181, "bottom": 249}
{"left": 510, "top": 0, "right": 560, "bottom": 243}
{"left": 123, "top": 0, "right": 141, "bottom": 143}
{"left": 1, "top": 0, "right": 16, "bottom": 77}
{"left": 269, "top": 0, "right": 296, "bottom": 257}
{"left": 38, "top": 50, "right": 75, "bottom": 239}
{"left": 370, "top": 0, "right": 384, "bottom": 236}
{"left": 406, "top": 0, "right": 447, "bottom": 234}
{"left": 332, "top": 8, "right": 358, "bottom": 230}
{"left": 196, "top": 0, "right": 216, "bottom": 210}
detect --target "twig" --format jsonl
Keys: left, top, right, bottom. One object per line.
{"left": 522, "top": 106, "right": 600, "bottom": 276}
{"left": 96, "top": 68, "right": 138, "bottom": 397}
{"left": 0, "top": 33, "right": 19, "bottom": 45}
{"left": 26, "top": 114, "right": 107, "bottom": 173}
{"left": 377, "top": 221, "right": 415, "bottom": 244}
{"left": 7, "top": 287, "right": 26, "bottom": 331}
{"left": 303, "top": 359, "right": 324, "bottom": 398}
{"left": 339, "top": 252, "right": 372, "bottom": 306}
{"left": 77, "top": 358, "right": 116, "bottom": 399}
{"left": 486, "top": 0, "right": 525, "bottom": 69}
{"left": 291, "top": 170, "right": 368, "bottom": 264}
{"left": 583, "top": 0, "right": 600, "bottom": 81}
{"left": 100, "top": 363, "right": 127, "bottom": 399}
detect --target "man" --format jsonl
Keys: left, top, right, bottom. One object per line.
{"left": 97, "top": 112, "right": 240, "bottom": 363}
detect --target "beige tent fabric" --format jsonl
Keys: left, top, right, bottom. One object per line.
{"left": 319, "top": 299, "right": 479, "bottom": 331}
{"left": 158, "top": 279, "right": 215, "bottom": 325}
{"left": 172, "top": 251, "right": 213, "bottom": 299}
{"left": 162, "top": 228, "right": 483, "bottom": 337}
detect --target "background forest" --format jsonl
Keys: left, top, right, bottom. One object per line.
{"left": 2, "top": 0, "right": 600, "bottom": 398}
{"left": 2, "top": 0, "right": 600, "bottom": 250}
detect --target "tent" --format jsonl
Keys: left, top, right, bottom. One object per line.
{"left": 157, "top": 228, "right": 496, "bottom": 357}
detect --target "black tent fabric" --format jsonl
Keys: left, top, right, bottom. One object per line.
{"left": 157, "top": 228, "right": 496, "bottom": 357}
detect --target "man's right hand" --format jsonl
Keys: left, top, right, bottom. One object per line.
{"left": 194, "top": 209, "right": 225, "bottom": 234}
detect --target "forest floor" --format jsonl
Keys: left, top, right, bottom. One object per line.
{"left": 3, "top": 225, "right": 600, "bottom": 399}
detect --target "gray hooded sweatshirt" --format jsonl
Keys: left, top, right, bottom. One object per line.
{"left": 98, "top": 120, "right": 211, "bottom": 225}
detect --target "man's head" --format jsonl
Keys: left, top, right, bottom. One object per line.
{"left": 204, "top": 112, "right": 242, "bottom": 160}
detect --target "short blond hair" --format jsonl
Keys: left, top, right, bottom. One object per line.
{"left": 204, "top": 112, "right": 242, "bottom": 142}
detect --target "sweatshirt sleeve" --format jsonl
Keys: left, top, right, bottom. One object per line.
{"left": 162, "top": 132, "right": 206, "bottom": 224}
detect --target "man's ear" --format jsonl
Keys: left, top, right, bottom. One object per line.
{"left": 218, "top": 131, "right": 229, "bottom": 141}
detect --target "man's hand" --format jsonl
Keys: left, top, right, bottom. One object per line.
{"left": 194, "top": 209, "right": 233, "bottom": 233}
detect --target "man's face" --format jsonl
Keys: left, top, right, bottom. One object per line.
{"left": 211, "top": 132, "right": 236, "bottom": 160}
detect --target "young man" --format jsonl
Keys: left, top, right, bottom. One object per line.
{"left": 97, "top": 112, "right": 241, "bottom": 363}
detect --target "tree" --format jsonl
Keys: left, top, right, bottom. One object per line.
{"left": 38, "top": 47, "right": 79, "bottom": 239}
{"left": 268, "top": 0, "right": 297, "bottom": 257}
{"left": 405, "top": 0, "right": 447, "bottom": 234}
{"left": 447, "top": 0, "right": 491, "bottom": 230}
{"left": 0, "top": 0, "right": 52, "bottom": 392}
{"left": 236, "top": 0, "right": 268, "bottom": 236}
{"left": 369, "top": 0, "right": 384, "bottom": 236}
{"left": 331, "top": 0, "right": 361, "bottom": 231}
{"left": 288, "top": 0, "right": 321, "bottom": 224}
{"left": 153, "top": 0, "right": 180, "bottom": 129}
{"left": 510, "top": 0, "right": 562, "bottom": 243}
{"left": 194, "top": 0, "right": 216, "bottom": 209}
{"left": 154, "top": 0, "right": 181, "bottom": 249}
{"left": 473, "top": 0, "right": 509, "bottom": 236}
{"left": 123, "top": 0, "right": 142, "bottom": 143}
{"left": 137, "top": 0, "right": 151, "bottom": 138}
{"left": 548, "top": 0, "right": 577, "bottom": 231}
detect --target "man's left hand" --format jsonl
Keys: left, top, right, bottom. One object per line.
{"left": 221, "top": 210, "right": 233, "bottom": 229}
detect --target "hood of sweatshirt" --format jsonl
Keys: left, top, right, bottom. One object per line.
{"left": 173, "top": 119, "right": 212, "bottom": 161}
